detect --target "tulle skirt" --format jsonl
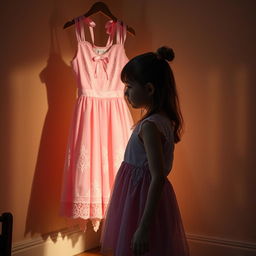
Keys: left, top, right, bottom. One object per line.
{"left": 100, "top": 161, "right": 190, "bottom": 256}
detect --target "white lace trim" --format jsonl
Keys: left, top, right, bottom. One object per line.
{"left": 72, "top": 202, "right": 107, "bottom": 217}
{"left": 64, "top": 143, "right": 125, "bottom": 174}
{"left": 61, "top": 202, "right": 108, "bottom": 232}
{"left": 61, "top": 140, "right": 126, "bottom": 232}
{"left": 76, "top": 144, "right": 90, "bottom": 173}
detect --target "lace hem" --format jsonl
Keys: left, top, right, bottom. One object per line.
{"left": 60, "top": 202, "right": 109, "bottom": 232}
{"left": 61, "top": 202, "right": 108, "bottom": 216}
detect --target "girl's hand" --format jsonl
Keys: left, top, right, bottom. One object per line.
{"left": 131, "top": 226, "right": 150, "bottom": 255}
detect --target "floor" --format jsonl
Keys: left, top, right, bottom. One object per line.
{"left": 76, "top": 247, "right": 112, "bottom": 256}
{"left": 76, "top": 247, "right": 101, "bottom": 255}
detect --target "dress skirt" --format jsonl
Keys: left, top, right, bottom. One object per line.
{"left": 100, "top": 161, "right": 190, "bottom": 256}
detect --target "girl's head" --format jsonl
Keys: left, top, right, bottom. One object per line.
{"left": 121, "top": 46, "right": 184, "bottom": 143}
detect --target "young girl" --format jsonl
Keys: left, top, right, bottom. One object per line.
{"left": 100, "top": 46, "right": 190, "bottom": 256}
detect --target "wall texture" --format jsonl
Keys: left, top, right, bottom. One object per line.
{"left": 0, "top": 0, "right": 255, "bottom": 255}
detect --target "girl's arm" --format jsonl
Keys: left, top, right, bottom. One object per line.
{"left": 137, "top": 120, "right": 166, "bottom": 232}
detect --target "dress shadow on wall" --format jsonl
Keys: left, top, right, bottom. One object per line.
{"left": 24, "top": 9, "right": 84, "bottom": 243}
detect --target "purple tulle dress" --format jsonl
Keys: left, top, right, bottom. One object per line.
{"left": 100, "top": 113, "right": 190, "bottom": 256}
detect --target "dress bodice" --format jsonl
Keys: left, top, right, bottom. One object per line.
{"left": 123, "top": 113, "right": 175, "bottom": 176}
{"left": 71, "top": 16, "right": 129, "bottom": 99}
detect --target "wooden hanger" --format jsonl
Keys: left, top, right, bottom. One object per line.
{"left": 63, "top": 1, "right": 136, "bottom": 36}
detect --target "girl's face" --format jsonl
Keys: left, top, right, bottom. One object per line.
{"left": 124, "top": 81, "right": 154, "bottom": 109}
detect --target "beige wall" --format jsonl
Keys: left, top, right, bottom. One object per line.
{"left": 1, "top": 0, "right": 255, "bottom": 255}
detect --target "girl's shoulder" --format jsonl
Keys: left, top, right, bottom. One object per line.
{"left": 137, "top": 113, "right": 173, "bottom": 129}
{"left": 135, "top": 113, "right": 174, "bottom": 143}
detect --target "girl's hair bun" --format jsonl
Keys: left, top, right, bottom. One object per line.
{"left": 156, "top": 46, "right": 175, "bottom": 62}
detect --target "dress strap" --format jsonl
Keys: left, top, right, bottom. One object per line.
{"left": 74, "top": 16, "right": 85, "bottom": 42}
{"left": 75, "top": 17, "right": 126, "bottom": 46}
{"left": 74, "top": 16, "right": 96, "bottom": 43}
{"left": 84, "top": 17, "right": 96, "bottom": 44}
{"left": 116, "top": 20, "right": 127, "bottom": 44}
{"left": 104, "top": 19, "right": 127, "bottom": 46}
{"left": 105, "top": 20, "right": 116, "bottom": 48}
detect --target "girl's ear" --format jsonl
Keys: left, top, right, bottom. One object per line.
{"left": 145, "top": 82, "right": 155, "bottom": 96}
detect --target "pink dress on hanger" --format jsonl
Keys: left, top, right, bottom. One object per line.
{"left": 60, "top": 16, "right": 133, "bottom": 232}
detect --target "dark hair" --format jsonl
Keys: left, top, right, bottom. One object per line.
{"left": 121, "top": 46, "right": 184, "bottom": 143}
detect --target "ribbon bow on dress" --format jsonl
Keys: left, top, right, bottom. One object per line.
{"left": 85, "top": 17, "right": 96, "bottom": 28}
{"left": 105, "top": 20, "right": 116, "bottom": 35}
{"left": 90, "top": 19, "right": 117, "bottom": 80}
{"left": 92, "top": 55, "right": 109, "bottom": 80}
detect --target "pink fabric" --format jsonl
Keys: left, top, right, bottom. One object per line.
{"left": 59, "top": 16, "right": 133, "bottom": 232}
{"left": 100, "top": 114, "right": 190, "bottom": 256}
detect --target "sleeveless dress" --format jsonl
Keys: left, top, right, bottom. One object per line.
{"left": 60, "top": 16, "right": 133, "bottom": 232}
{"left": 100, "top": 113, "right": 190, "bottom": 256}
